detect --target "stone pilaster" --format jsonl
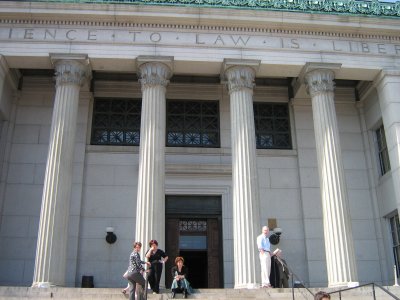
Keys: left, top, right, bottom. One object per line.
{"left": 305, "top": 67, "right": 358, "bottom": 287}
{"left": 0, "top": 56, "right": 7, "bottom": 100}
{"left": 375, "top": 69, "right": 400, "bottom": 217}
{"left": 0, "top": 56, "right": 19, "bottom": 237}
{"left": 135, "top": 57, "right": 172, "bottom": 258}
{"left": 223, "top": 59, "right": 260, "bottom": 289}
{"left": 32, "top": 54, "right": 90, "bottom": 287}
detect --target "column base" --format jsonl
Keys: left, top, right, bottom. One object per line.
{"left": 347, "top": 281, "right": 360, "bottom": 288}
{"left": 328, "top": 281, "right": 359, "bottom": 288}
{"left": 234, "top": 283, "right": 258, "bottom": 289}
{"left": 32, "top": 282, "right": 58, "bottom": 288}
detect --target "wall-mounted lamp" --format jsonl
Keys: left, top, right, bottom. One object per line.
{"left": 106, "top": 227, "right": 117, "bottom": 244}
{"left": 269, "top": 227, "right": 282, "bottom": 245}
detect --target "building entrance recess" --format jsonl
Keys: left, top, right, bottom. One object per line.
{"left": 165, "top": 196, "right": 223, "bottom": 288}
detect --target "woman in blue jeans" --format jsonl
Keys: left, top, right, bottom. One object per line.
{"left": 170, "top": 256, "right": 193, "bottom": 299}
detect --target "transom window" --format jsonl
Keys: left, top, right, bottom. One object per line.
{"left": 166, "top": 100, "right": 220, "bottom": 147}
{"left": 254, "top": 102, "right": 291, "bottom": 149}
{"left": 376, "top": 124, "right": 391, "bottom": 175}
{"left": 91, "top": 98, "right": 141, "bottom": 145}
{"left": 179, "top": 220, "right": 207, "bottom": 232}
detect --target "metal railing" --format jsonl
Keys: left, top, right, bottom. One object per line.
{"left": 289, "top": 271, "right": 315, "bottom": 300}
{"left": 328, "top": 282, "right": 400, "bottom": 300}
{"left": 289, "top": 277, "right": 400, "bottom": 300}
{"left": 288, "top": 265, "right": 400, "bottom": 300}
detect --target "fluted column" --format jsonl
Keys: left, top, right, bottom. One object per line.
{"left": 224, "top": 60, "right": 260, "bottom": 289}
{"left": 32, "top": 54, "right": 90, "bottom": 287}
{"left": 305, "top": 67, "right": 358, "bottom": 287}
{"left": 375, "top": 69, "right": 400, "bottom": 215}
{"left": 135, "top": 57, "right": 172, "bottom": 258}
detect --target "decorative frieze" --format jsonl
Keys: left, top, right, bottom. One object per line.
{"left": 1, "top": 19, "right": 399, "bottom": 42}
{"left": 2, "top": 27, "right": 400, "bottom": 57}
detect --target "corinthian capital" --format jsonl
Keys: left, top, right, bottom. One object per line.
{"left": 222, "top": 59, "right": 259, "bottom": 94}
{"left": 137, "top": 56, "right": 173, "bottom": 89}
{"left": 224, "top": 66, "right": 256, "bottom": 93}
{"left": 50, "top": 54, "right": 91, "bottom": 87}
{"left": 305, "top": 69, "right": 335, "bottom": 97}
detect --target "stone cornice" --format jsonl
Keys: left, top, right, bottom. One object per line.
{"left": 2, "top": 1, "right": 400, "bottom": 38}
{"left": 2, "top": 18, "right": 400, "bottom": 42}
{"left": 4, "top": 0, "right": 400, "bottom": 19}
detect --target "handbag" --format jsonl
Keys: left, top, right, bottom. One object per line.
{"left": 126, "top": 271, "right": 136, "bottom": 282}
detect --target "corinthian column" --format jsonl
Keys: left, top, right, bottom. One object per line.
{"left": 304, "top": 66, "right": 358, "bottom": 287}
{"left": 135, "top": 57, "right": 173, "bottom": 257}
{"left": 32, "top": 54, "right": 90, "bottom": 287}
{"left": 223, "top": 59, "right": 260, "bottom": 289}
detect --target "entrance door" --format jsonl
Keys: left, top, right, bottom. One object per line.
{"left": 165, "top": 196, "right": 223, "bottom": 289}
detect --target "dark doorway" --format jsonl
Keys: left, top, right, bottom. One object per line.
{"left": 165, "top": 196, "right": 223, "bottom": 289}
{"left": 180, "top": 250, "right": 207, "bottom": 288}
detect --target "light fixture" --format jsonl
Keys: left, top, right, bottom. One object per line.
{"left": 106, "top": 227, "right": 117, "bottom": 244}
{"left": 269, "top": 227, "right": 282, "bottom": 245}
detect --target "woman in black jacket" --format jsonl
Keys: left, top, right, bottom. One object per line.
{"left": 170, "top": 256, "right": 193, "bottom": 298}
{"left": 145, "top": 239, "right": 168, "bottom": 294}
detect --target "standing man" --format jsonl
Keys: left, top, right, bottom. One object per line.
{"left": 257, "top": 226, "right": 271, "bottom": 288}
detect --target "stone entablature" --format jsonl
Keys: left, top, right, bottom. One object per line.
{"left": 2, "top": 26, "right": 400, "bottom": 56}
{"left": 2, "top": 1, "right": 400, "bottom": 37}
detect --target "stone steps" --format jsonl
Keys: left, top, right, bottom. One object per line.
{"left": 0, "top": 286, "right": 400, "bottom": 300}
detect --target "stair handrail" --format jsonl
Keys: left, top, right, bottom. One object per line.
{"left": 327, "top": 282, "right": 400, "bottom": 300}
{"left": 287, "top": 267, "right": 315, "bottom": 300}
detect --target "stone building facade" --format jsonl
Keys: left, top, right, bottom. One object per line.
{"left": 0, "top": 0, "right": 399, "bottom": 289}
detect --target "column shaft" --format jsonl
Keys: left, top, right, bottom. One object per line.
{"left": 226, "top": 65, "right": 259, "bottom": 289}
{"left": 305, "top": 69, "right": 358, "bottom": 287}
{"left": 32, "top": 58, "right": 89, "bottom": 287}
{"left": 135, "top": 61, "right": 171, "bottom": 256}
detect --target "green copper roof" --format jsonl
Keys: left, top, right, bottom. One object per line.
{"left": 25, "top": 0, "right": 400, "bottom": 18}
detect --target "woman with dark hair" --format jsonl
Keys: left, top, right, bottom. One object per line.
{"left": 145, "top": 239, "right": 168, "bottom": 294}
{"left": 170, "top": 256, "right": 192, "bottom": 299}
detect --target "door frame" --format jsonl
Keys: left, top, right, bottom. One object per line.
{"left": 165, "top": 195, "right": 224, "bottom": 288}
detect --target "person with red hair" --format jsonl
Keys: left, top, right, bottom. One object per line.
{"left": 170, "top": 256, "right": 192, "bottom": 299}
